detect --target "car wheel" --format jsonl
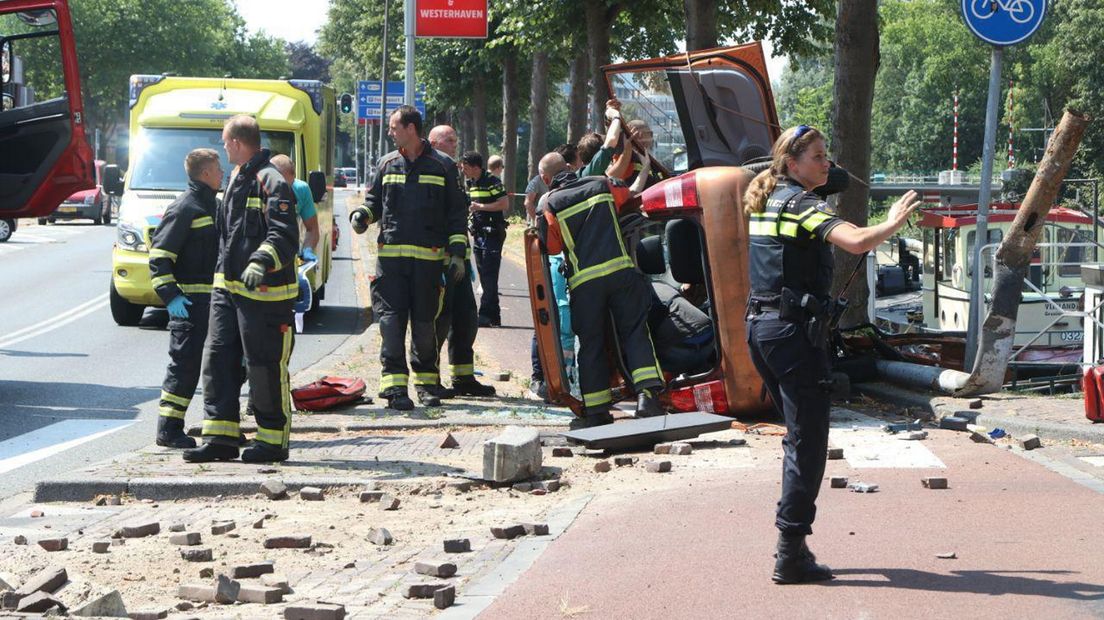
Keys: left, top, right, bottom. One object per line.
{"left": 47, "top": 217, "right": 56, "bottom": 224}
{"left": 109, "top": 280, "right": 145, "bottom": 326}
{"left": 0, "top": 219, "right": 12, "bottom": 242}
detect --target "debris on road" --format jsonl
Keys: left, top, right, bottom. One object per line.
{"left": 936, "top": 552, "right": 957, "bottom": 559}
{"left": 261, "top": 480, "right": 288, "bottom": 500}
{"left": 922, "top": 477, "right": 948, "bottom": 490}
{"left": 440, "top": 432, "right": 460, "bottom": 449}
{"left": 210, "top": 520, "right": 236, "bottom": 535}
{"left": 300, "top": 486, "right": 325, "bottom": 501}
{"left": 284, "top": 602, "right": 347, "bottom": 619}
{"left": 645, "top": 460, "right": 672, "bottom": 473}
{"left": 940, "top": 416, "right": 969, "bottom": 431}
{"left": 827, "top": 448, "right": 844, "bottom": 460}
{"left": 830, "top": 476, "right": 849, "bottom": 489}
{"left": 551, "top": 447, "right": 573, "bottom": 457}
{"left": 443, "top": 538, "right": 471, "bottom": 553}
{"left": 37, "top": 537, "right": 68, "bottom": 551}
{"left": 483, "top": 425, "right": 542, "bottom": 483}
{"left": 594, "top": 460, "right": 612, "bottom": 473}
{"left": 368, "top": 527, "right": 393, "bottom": 546}
{"left": 415, "top": 561, "right": 457, "bottom": 578}
{"left": 898, "top": 431, "right": 928, "bottom": 441}
{"left": 849, "top": 482, "right": 879, "bottom": 493}
{"left": 264, "top": 535, "right": 312, "bottom": 549}
{"left": 434, "top": 584, "right": 456, "bottom": 609}
{"left": 1020, "top": 434, "right": 1042, "bottom": 450}
{"left": 491, "top": 524, "right": 526, "bottom": 540}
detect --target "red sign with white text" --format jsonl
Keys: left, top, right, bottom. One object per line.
{"left": 415, "top": 0, "right": 488, "bottom": 39}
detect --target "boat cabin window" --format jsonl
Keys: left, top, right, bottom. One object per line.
{"left": 923, "top": 228, "right": 936, "bottom": 275}
{"left": 1054, "top": 227, "right": 1093, "bottom": 278}
{"left": 941, "top": 229, "right": 957, "bottom": 282}
{"left": 966, "top": 229, "right": 1003, "bottom": 277}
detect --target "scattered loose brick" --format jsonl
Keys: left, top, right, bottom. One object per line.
{"left": 534, "top": 480, "right": 560, "bottom": 492}
{"left": 16, "top": 591, "right": 63, "bottom": 614}
{"left": 178, "top": 574, "right": 238, "bottom": 604}
{"left": 447, "top": 481, "right": 472, "bottom": 493}
{"left": 252, "top": 517, "right": 266, "bottom": 529}
{"left": 299, "top": 487, "right": 325, "bottom": 501}
{"left": 175, "top": 601, "right": 194, "bottom": 611}
{"left": 443, "top": 538, "right": 471, "bottom": 553}
{"left": 128, "top": 609, "right": 169, "bottom": 620}
{"left": 968, "top": 398, "right": 983, "bottom": 409}
{"left": 379, "top": 494, "right": 401, "bottom": 511}
{"left": 257, "top": 467, "right": 279, "bottom": 474}
{"left": 403, "top": 583, "right": 449, "bottom": 599}
{"left": 264, "top": 535, "right": 312, "bottom": 549}
{"left": 936, "top": 552, "right": 957, "bottom": 559}
{"left": 440, "top": 432, "right": 460, "bottom": 449}
{"left": 1019, "top": 434, "right": 1042, "bottom": 450}
{"left": 231, "top": 562, "right": 274, "bottom": 579}
{"left": 551, "top": 447, "right": 573, "bottom": 458}
{"left": 523, "top": 523, "right": 550, "bottom": 536}
{"left": 13, "top": 535, "right": 26, "bottom": 545}
{"left": 30, "top": 510, "right": 44, "bottom": 518}
{"left": 827, "top": 448, "right": 845, "bottom": 460}
{"left": 261, "top": 480, "right": 288, "bottom": 500}
{"left": 593, "top": 460, "right": 612, "bottom": 473}
{"left": 922, "top": 477, "right": 949, "bottom": 490}
{"left": 236, "top": 584, "right": 283, "bottom": 604}
{"left": 284, "top": 603, "right": 346, "bottom": 620}
{"left": 368, "top": 528, "right": 393, "bottom": 546}
{"left": 729, "top": 438, "right": 748, "bottom": 446}
{"left": 121, "top": 522, "right": 160, "bottom": 538}
{"left": 669, "top": 443, "right": 693, "bottom": 455}
{"left": 614, "top": 456, "right": 637, "bottom": 467}
{"left": 940, "top": 416, "right": 969, "bottom": 431}
{"left": 645, "top": 460, "right": 672, "bottom": 473}
{"left": 415, "top": 561, "right": 457, "bottom": 578}
{"left": 199, "top": 568, "right": 214, "bottom": 579}
{"left": 490, "top": 525, "right": 525, "bottom": 540}
{"left": 180, "top": 548, "right": 213, "bottom": 562}
{"left": 37, "top": 537, "right": 67, "bottom": 552}
{"left": 830, "top": 476, "right": 849, "bottom": 489}
{"left": 359, "top": 491, "right": 384, "bottom": 503}
{"left": 493, "top": 370, "right": 511, "bottom": 381}
{"left": 16, "top": 566, "right": 67, "bottom": 596}
{"left": 260, "top": 574, "right": 290, "bottom": 594}
{"left": 654, "top": 443, "right": 673, "bottom": 455}
{"left": 170, "top": 532, "right": 202, "bottom": 546}
{"left": 434, "top": 585, "right": 456, "bottom": 610}
{"left": 849, "top": 483, "right": 879, "bottom": 493}
{"left": 211, "top": 521, "right": 236, "bottom": 535}
{"left": 899, "top": 431, "right": 928, "bottom": 441}
{"left": 168, "top": 523, "right": 186, "bottom": 533}
{"left": 92, "top": 541, "right": 111, "bottom": 554}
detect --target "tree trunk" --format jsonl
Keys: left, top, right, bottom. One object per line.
{"left": 567, "top": 50, "right": 589, "bottom": 143}
{"left": 473, "top": 76, "right": 488, "bottom": 158}
{"left": 459, "top": 108, "right": 474, "bottom": 155}
{"left": 683, "top": 0, "right": 718, "bottom": 51}
{"left": 957, "top": 109, "right": 1090, "bottom": 396}
{"left": 501, "top": 52, "right": 519, "bottom": 198}
{"left": 585, "top": 3, "right": 618, "bottom": 131}
{"left": 829, "top": 0, "right": 880, "bottom": 328}
{"left": 528, "top": 51, "right": 549, "bottom": 180}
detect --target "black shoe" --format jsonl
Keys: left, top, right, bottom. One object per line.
{"left": 156, "top": 417, "right": 197, "bottom": 449}
{"left": 773, "top": 534, "right": 833, "bottom": 584}
{"left": 568, "top": 411, "right": 615, "bottom": 430}
{"left": 478, "top": 316, "right": 501, "bottom": 328}
{"left": 421, "top": 383, "right": 455, "bottom": 399}
{"left": 415, "top": 387, "right": 441, "bottom": 407}
{"left": 636, "top": 388, "right": 665, "bottom": 418}
{"left": 385, "top": 392, "right": 415, "bottom": 411}
{"left": 182, "top": 442, "right": 239, "bottom": 463}
{"left": 241, "top": 442, "right": 289, "bottom": 463}
{"left": 452, "top": 376, "right": 496, "bottom": 397}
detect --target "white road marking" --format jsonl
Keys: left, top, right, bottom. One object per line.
{"left": 0, "top": 225, "right": 97, "bottom": 255}
{"left": 0, "top": 293, "right": 110, "bottom": 349}
{"left": 0, "top": 419, "right": 135, "bottom": 475}
{"left": 830, "top": 408, "right": 946, "bottom": 469}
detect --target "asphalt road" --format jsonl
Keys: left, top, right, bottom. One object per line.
{"left": 0, "top": 189, "right": 362, "bottom": 500}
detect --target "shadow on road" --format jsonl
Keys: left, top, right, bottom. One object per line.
{"left": 303, "top": 304, "right": 367, "bottom": 336}
{"left": 828, "top": 568, "right": 1104, "bottom": 601}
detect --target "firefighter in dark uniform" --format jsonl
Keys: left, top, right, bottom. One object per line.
{"left": 460, "top": 151, "right": 509, "bottom": 328}
{"left": 149, "top": 148, "right": 222, "bottom": 449}
{"left": 183, "top": 115, "right": 300, "bottom": 464}
{"left": 743, "top": 125, "right": 920, "bottom": 583}
{"left": 538, "top": 157, "right": 666, "bottom": 429}
{"left": 350, "top": 106, "right": 468, "bottom": 410}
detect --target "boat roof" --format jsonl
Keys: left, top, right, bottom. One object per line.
{"left": 918, "top": 202, "right": 1092, "bottom": 228}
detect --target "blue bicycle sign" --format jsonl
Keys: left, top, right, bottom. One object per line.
{"left": 961, "top": 0, "right": 1047, "bottom": 46}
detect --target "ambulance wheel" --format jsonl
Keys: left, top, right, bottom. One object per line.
{"left": 110, "top": 280, "right": 145, "bottom": 326}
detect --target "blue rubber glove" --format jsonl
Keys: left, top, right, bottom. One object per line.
{"left": 166, "top": 295, "right": 191, "bottom": 319}
{"left": 300, "top": 246, "right": 318, "bottom": 262}
{"left": 241, "top": 261, "right": 266, "bottom": 290}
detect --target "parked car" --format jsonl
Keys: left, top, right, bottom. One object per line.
{"left": 333, "top": 170, "right": 347, "bottom": 188}
{"left": 40, "top": 159, "right": 113, "bottom": 225}
{"left": 0, "top": 217, "right": 16, "bottom": 243}
{"left": 341, "top": 166, "right": 357, "bottom": 186}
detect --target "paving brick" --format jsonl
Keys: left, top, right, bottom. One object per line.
{"left": 122, "top": 521, "right": 160, "bottom": 538}
{"left": 379, "top": 494, "right": 401, "bottom": 510}
{"left": 490, "top": 525, "right": 525, "bottom": 540}
{"left": 443, "top": 538, "right": 471, "bottom": 553}
{"left": 434, "top": 584, "right": 456, "bottom": 610}
{"left": 940, "top": 416, "right": 969, "bottom": 431}
{"left": 483, "top": 426, "right": 542, "bottom": 483}
{"left": 593, "top": 460, "right": 612, "bottom": 473}
{"left": 264, "top": 535, "right": 312, "bottom": 549}
{"left": 969, "top": 429, "right": 994, "bottom": 444}
{"left": 261, "top": 480, "right": 288, "bottom": 500}
{"left": 16, "top": 566, "right": 66, "bottom": 596}
{"left": 447, "top": 481, "right": 473, "bottom": 493}
{"left": 168, "top": 523, "right": 186, "bottom": 533}
{"left": 180, "top": 548, "right": 213, "bottom": 562}
{"left": 645, "top": 460, "right": 672, "bottom": 473}
{"left": 729, "top": 438, "right": 748, "bottom": 446}
{"left": 968, "top": 398, "right": 983, "bottom": 409}
{"left": 236, "top": 584, "right": 283, "bottom": 604}
{"left": 403, "top": 582, "right": 449, "bottom": 599}
{"left": 359, "top": 491, "right": 384, "bottom": 503}
{"left": 92, "top": 541, "right": 111, "bottom": 553}
{"left": 511, "top": 482, "right": 532, "bottom": 492}
{"left": 300, "top": 487, "right": 325, "bottom": 501}
{"left": 493, "top": 370, "right": 512, "bottom": 381}
{"left": 199, "top": 567, "right": 214, "bottom": 578}
{"left": 534, "top": 479, "right": 561, "bottom": 492}
{"left": 284, "top": 602, "right": 346, "bottom": 619}
{"left": 37, "top": 537, "right": 68, "bottom": 551}
{"left": 231, "top": 562, "right": 275, "bottom": 579}
{"left": 1019, "top": 434, "right": 1042, "bottom": 450}
{"left": 669, "top": 442, "right": 693, "bottom": 455}
{"left": 415, "top": 561, "right": 457, "bottom": 578}
{"left": 260, "top": 574, "right": 290, "bottom": 594}
{"left": 849, "top": 483, "right": 879, "bottom": 493}
{"left": 829, "top": 476, "right": 849, "bottom": 489}
{"left": 899, "top": 431, "right": 929, "bottom": 440}
{"left": 614, "top": 456, "right": 637, "bottom": 467}
{"left": 127, "top": 609, "right": 168, "bottom": 619}
{"left": 440, "top": 432, "right": 460, "bottom": 449}
{"left": 16, "top": 591, "right": 63, "bottom": 614}
{"left": 523, "top": 523, "right": 550, "bottom": 536}
{"left": 178, "top": 574, "right": 239, "bottom": 604}
{"left": 922, "top": 477, "right": 949, "bottom": 490}
{"left": 368, "top": 527, "right": 393, "bottom": 546}
{"left": 211, "top": 520, "right": 236, "bottom": 535}
{"left": 252, "top": 517, "right": 266, "bottom": 529}
{"left": 551, "top": 447, "right": 573, "bottom": 457}
{"left": 654, "top": 443, "right": 673, "bottom": 455}
{"left": 170, "top": 532, "right": 202, "bottom": 546}
{"left": 827, "top": 448, "right": 845, "bottom": 460}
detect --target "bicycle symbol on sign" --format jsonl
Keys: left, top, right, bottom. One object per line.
{"left": 971, "top": 0, "right": 1036, "bottom": 24}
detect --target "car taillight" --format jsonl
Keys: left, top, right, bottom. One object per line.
{"left": 667, "top": 379, "right": 727, "bottom": 414}
{"left": 641, "top": 173, "right": 699, "bottom": 215}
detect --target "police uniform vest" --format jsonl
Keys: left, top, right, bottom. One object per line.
{"left": 543, "top": 174, "right": 635, "bottom": 289}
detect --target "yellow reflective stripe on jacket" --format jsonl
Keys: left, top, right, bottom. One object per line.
{"left": 449, "top": 364, "right": 474, "bottom": 377}
{"left": 558, "top": 192, "right": 613, "bottom": 221}
{"left": 382, "top": 174, "right": 406, "bottom": 184}
{"left": 161, "top": 390, "right": 191, "bottom": 408}
{"left": 255, "top": 426, "right": 285, "bottom": 447}
{"left": 259, "top": 242, "right": 282, "bottom": 270}
{"left": 413, "top": 372, "right": 439, "bottom": 386}
{"left": 179, "top": 283, "right": 213, "bottom": 294}
{"left": 377, "top": 244, "right": 445, "bottom": 261}
{"left": 245, "top": 197, "right": 263, "bottom": 210}
{"left": 202, "top": 419, "right": 240, "bottom": 438}
{"left": 149, "top": 248, "right": 177, "bottom": 261}
{"left": 418, "top": 175, "right": 445, "bottom": 186}
{"left": 191, "top": 216, "right": 214, "bottom": 229}
{"left": 151, "top": 274, "right": 176, "bottom": 288}
{"left": 380, "top": 373, "right": 409, "bottom": 390}
{"left": 213, "top": 273, "right": 298, "bottom": 302}
{"left": 583, "top": 388, "right": 613, "bottom": 407}
{"left": 448, "top": 234, "right": 467, "bottom": 246}
{"left": 568, "top": 255, "right": 635, "bottom": 289}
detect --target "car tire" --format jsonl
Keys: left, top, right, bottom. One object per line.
{"left": 110, "top": 280, "right": 145, "bottom": 326}
{"left": 0, "top": 219, "right": 12, "bottom": 243}
{"left": 47, "top": 217, "right": 56, "bottom": 224}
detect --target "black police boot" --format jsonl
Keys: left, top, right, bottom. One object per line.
{"left": 384, "top": 391, "right": 415, "bottom": 411}
{"left": 452, "top": 376, "right": 496, "bottom": 397}
{"left": 415, "top": 387, "right": 442, "bottom": 407}
{"left": 636, "top": 389, "right": 665, "bottom": 418}
{"left": 182, "top": 442, "right": 239, "bottom": 463}
{"left": 569, "top": 410, "right": 615, "bottom": 430}
{"left": 241, "top": 442, "right": 289, "bottom": 464}
{"left": 156, "top": 417, "right": 196, "bottom": 449}
{"left": 773, "top": 533, "right": 833, "bottom": 584}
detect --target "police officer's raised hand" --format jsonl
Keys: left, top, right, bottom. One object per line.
{"left": 350, "top": 208, "right": 370, "bottom": 234}
{"left": 166, "top": 295, "right": 192, "bottom": 319}
{"left": 446, "top": 254, "right": 466, "bottom": 284}
{"left": 887, "top": 190, "right": 922, "bottom": 228}
{"left": 241, "top": 261, "right": 266, "bottom": 290}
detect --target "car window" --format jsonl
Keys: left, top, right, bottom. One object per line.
{"left": 608, "top": 70, "right": 687, "bottom": 174}
{"left": 1, "top": 9, "right": 65, "bottom": 112}
{"left": 129, "top": 127, "right": 294, "bottom": 191}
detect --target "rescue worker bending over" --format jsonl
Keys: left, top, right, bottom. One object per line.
{"left": 537, "top": 156, "right": 664, "bottom": 429}
{"left": 149, "top": 148, "right": 222, "bottom": 449}
{"left": 350, "top": 106, "right": 468, "bottom": 410}
{"left": 743, "top": 124, "right": 920, "bottom": 584}
{"left": 184, "top": 115, "right": 300, "bottom": 464}
{"left": 460, "top": 151, "right": 509, "bottom": 327}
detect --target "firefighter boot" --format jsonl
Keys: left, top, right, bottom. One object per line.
{"left": 242, "top": 442, "right": 289, "bottom": 464}
{"left": 772, "top": 533, "right": 833, "bottom": 584}
{"left": 156, "top": 417, "right": 197, "bottom": 449}
{"left": 182, "top": 442, "right": 239, "bottom": 463}
{"left": 569, "top": 410, "right": 615, "bottom": 430}
{"left": 636, "top": 388, "right": 665, "bottom": 418}
{"left": 451, "top": 376, "right": 496, "bottom": 397}
{"left": 415, "top": 386, "right": 441, "bottom": 407}
{"left": 421, "top": 383, "right": 456, "bottom": 400}
{"left": 385, "top": 391, "right": 415, "bottom": 411}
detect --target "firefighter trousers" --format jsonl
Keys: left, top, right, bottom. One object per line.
{"left": 158, "top": 293, "right": 211, "bottom": 422}
{"left": 372, "top": 255, "right": 445, "bottom": 395}
{"left": 745, "top": 311, "right": 831, "bottom": 536}
{"left": 201, "top": 288, "right": 295, "bottom": 449}
{"left": 570, "top": 269, "right": 663, "bottom": 415}
{"left": 435, "top": 259, "right": 478, "bottom": 380}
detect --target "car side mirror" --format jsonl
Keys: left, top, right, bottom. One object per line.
{"left": 308, "top": 171, "right": 327, "bottom": 203}
{"left": 103, "top": 164, "right": 124, "bottom": 196}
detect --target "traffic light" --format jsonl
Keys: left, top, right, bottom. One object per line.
{"left": 340, "top": 93, "right": 353, "bottom": 114}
